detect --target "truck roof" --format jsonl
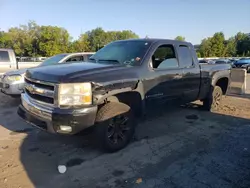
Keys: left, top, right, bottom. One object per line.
{"left": 113, "top": 38, "right": 192, "bottom": 46}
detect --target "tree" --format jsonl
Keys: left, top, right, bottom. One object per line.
{"left": 196, "top": 52, "right": 201, "bottom": 58}
{"left": 235, "top": 32, "right": 250, "bottom": 56}
{"left": 199, "top": 38, "right": 213, "bottom": 57}
{"left": 38, "top": 26, "right": 71, "bottom": 56}
{"left": 224, "top": 37, "right": 236, "bottom": 57}
{"left": 0, "top": 30, "right": 9, "bottom": 48}
{"left": 84, "top": 27, "right": 139, "bottom": 51}
{"left": 209, "top": 32, "right": 225, "bottom": 57}
{"left": 70, "top": 33, "right": 90, "bottom": 52}
{"left": 175, "top": 36, "right": 185, "bottom": 41}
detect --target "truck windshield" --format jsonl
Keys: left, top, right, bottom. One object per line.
{"left": 89, "top": 40, "right": 152, "bottom": 66}
{"left": 39, "top": 54, "right": 68, "bottom": 66}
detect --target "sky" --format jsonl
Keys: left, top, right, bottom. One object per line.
{"left": 0, "top": 0, "right": 250, "bottom": 44}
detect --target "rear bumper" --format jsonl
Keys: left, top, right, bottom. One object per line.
{"left": 17, "top": 93, "right": 98, "bottom": 134}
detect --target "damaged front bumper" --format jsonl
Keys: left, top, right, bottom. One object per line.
{"left": 17, "top": 93, "right": 98, "bottom": 134}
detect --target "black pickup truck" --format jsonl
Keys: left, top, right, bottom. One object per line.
{"left": 18, "top": 39, "right": 231, "bottom": 152}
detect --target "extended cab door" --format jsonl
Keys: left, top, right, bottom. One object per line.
{"left": 144, "top": 43, "right": 184, "bottom": 105}
{"left": 176, "top": 45, "right": 201, "bottom": 102}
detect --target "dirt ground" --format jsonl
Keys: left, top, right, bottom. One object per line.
{"left": 0, "top": 92, "right": 250, "bottom": 188}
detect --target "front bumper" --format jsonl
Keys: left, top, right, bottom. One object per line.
{"left": 17, "top": 93, "right": 98, "bottom": 134}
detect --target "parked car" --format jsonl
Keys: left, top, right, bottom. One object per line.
{"left": 199, "top": 59, "right": 215, "bottom": 64}
{"left": 214, "top": 59, "right": 232, "bottom": 65}
{"left": 0, "top": 52, "right": 95, "bottom": 97}
{"left": 0, "top": 48, "right": 18, "bottom": 75}
{"left": 232, "top": 58, "right": 250, "bottom": 72}
{"left": 17, "top": 39, "right": 231, "bottom": 152}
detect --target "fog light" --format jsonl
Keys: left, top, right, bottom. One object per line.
{"left": 58, "top": 125, "right": 72, "bottom": 133}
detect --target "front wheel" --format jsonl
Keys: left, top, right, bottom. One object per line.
{"left": 95, "top": 102, "right": 136, "bottom": 152}
{"left": 203, "top": 86, "right": 223, "bottom": 111}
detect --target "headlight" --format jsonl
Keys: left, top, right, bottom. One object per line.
{"left": 58, "top": 83, "right": 92, "bottom": 106}
{"left": 6, "top": 75, "right": 23, "bottom": 82}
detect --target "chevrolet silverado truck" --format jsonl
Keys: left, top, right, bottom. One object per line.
{"left": 17, "top": 39, "right": 231, "bottom": 152}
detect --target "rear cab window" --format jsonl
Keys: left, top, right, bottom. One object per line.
{"left": 177, "top": 45, "right": 194, "bottom": 68}
{"left": 0, "top": 51, "right": 10, "bottom": 62}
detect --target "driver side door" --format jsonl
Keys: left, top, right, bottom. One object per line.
{"left": 144, "top": 43, "right": 184, "bottom": 106}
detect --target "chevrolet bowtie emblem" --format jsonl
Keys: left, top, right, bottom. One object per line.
{"left": 26, "top": 84, "right": 35, "bottom": 94}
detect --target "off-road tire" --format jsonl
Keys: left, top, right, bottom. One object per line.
{"left": 203, "top": 86, "right": 223, "bottom": 111}
{"left": 95, "top": 102, "right": 136, "bottom": 152}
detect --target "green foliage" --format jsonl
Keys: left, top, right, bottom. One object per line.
{"left": 85, "top": 28, "right": 139, "bottom": 51}
{"left": 210, "top": 32, "right": 225, "bottom": 57}
{"left": 0, "top": 21, "right": 249, "bottom": 58}
{"left": 196, "top": 52, "right": 201, "bottom": 58}
{"left": 197, "top": 32, "right": 250, "bottom": 57}
{"left": 175, "top": 36, "right": 185, "bottom": 41}
{"left": 199, "top": 38, "right": 213, "bottom": 57}
{"left": 0, "top": 22, "right": 139, "bottom": 57}
{"left": 38, "top": 26, "right": 71, "bottom": 56}
{"left": 235, "top": 32, "right": 250, "bottom": 56}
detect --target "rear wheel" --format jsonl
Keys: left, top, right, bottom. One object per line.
{"left": 203, "top": 86, "right": 223, "bottom": 111}
{"left": 95, "top": 102, "right": 136, "bottom": 152}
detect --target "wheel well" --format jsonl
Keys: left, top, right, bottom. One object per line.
{"left": 216, "top": 77, "right": 229, "bottom": 95}
{"left": 106, "top": 91, "right": 143, "bottom": 117}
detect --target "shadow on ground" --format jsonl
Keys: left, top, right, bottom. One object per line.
{"left": 7, "top": 102, "right": 249, "bottom": 188}
{"left": 0, "top": 94, "right": 20, "bottom": 108}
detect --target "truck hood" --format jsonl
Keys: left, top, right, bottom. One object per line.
{"left": 25, "top": 62, "right": 137, "bottom": 83}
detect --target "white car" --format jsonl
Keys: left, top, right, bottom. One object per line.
{"left": 0, "top": 52, "right": 95, "bottom": 97}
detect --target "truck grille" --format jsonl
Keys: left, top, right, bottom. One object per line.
{"left": 24, "top": 77, "right": 56, "bottom": 106}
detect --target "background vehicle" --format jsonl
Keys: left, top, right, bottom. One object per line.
{"left": 0, "top": 49, "right": 17, "bottom": 75}
{"left": 214, "top": 59, "right": 232, "bottom": 65}
{"left": 199, "top": 59, "right": 215, "bottom": 64}
{"left": 232, "top": 58, "right": 250, "bottom": 72}
{"left": 0, "top": 52, "right": 95, "bottom": 97}
{"left": 18, "top": 39, "right": 231, "bottom": 152}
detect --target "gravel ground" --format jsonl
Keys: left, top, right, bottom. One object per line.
{"left": 0, "top": 93, "right": 250, "bottom": 188}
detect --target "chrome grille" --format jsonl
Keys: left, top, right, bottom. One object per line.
{"left": 24, "top": 77, "right": 56, "bottom": 106}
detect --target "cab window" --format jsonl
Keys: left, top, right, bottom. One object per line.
{"left": 151, "top": 45, "right": 178, "bottom": 69}
{"left": 178, "top": 45, "right": 193, "bottom": 68}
